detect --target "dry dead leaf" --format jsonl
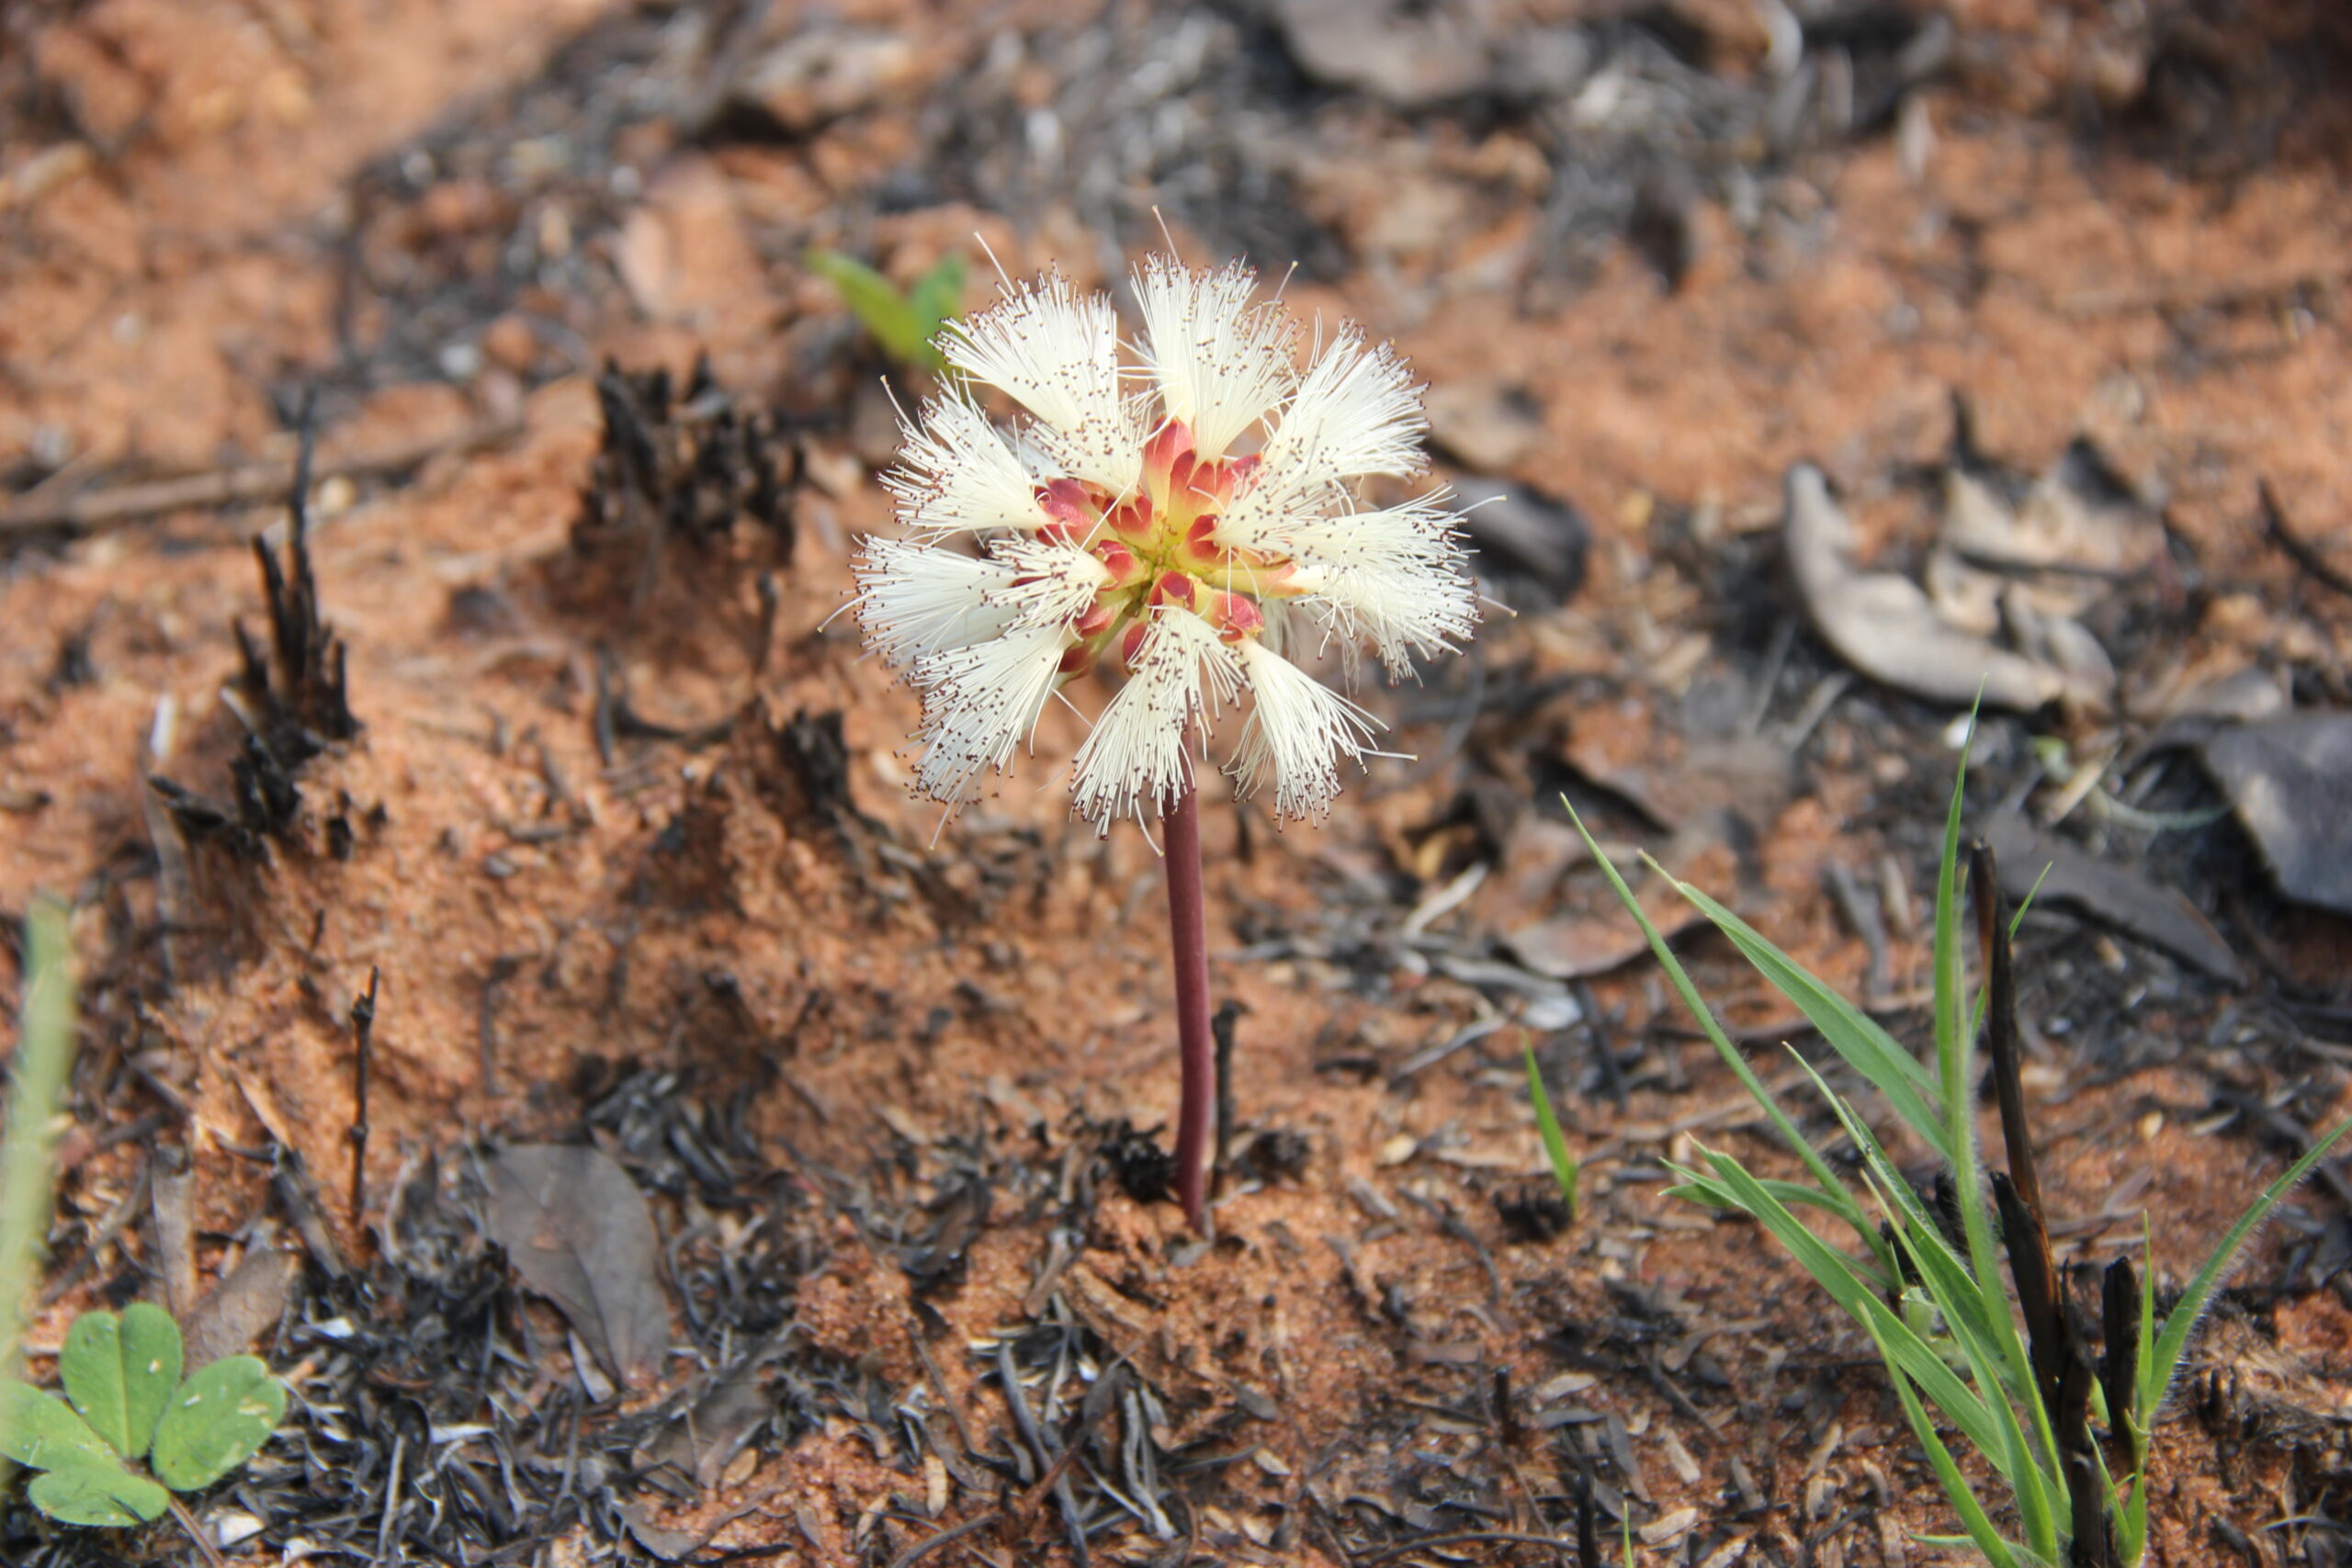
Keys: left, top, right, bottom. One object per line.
{"left": 1783, "top": 464, "right": 2065, "bottom": 711}
{"left": 483, "top": 1145, "right": 673, "bottom": 1389}
{"left": 1982, "top": 816, "right": 2245, "bottom": 986}
{"left": 2200, "top": 711, "right": 2352, "bottom": 916}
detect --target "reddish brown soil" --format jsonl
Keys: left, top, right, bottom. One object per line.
{"left": 4, "top": 1, "right": 2352, "bottom": 1565}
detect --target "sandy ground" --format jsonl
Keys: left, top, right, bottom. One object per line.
{"left": 3, "top": 1, "right": 2351, "bottom": 1564}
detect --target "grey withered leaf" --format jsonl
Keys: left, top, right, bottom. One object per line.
{"left": 482, "top": 1145, "right": 673, "bottom": 1389}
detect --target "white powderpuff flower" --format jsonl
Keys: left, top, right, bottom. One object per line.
{"left": 1134, "top": 254, "right": 1296, "bottom": 463}
{"left": 1221, "top": 325, "right": 1427, "bottom": 548}
{"left": 854, "top": 250, "right": 1476, "bottom": 831}
{"left": 941, "top": 270, "right": 1142, "bottom": 494}
{"left": 1227, "top": 639, "right": 1382, "bottom": 822}
{"left": 981, "top": 536, "right": 1114, "bottom": 628}
{"left": 908, "top": 623, "right": 1071, "bottom": 807}
{"left": 1288, "top": 552, "right": 1481, "bottom": 681}
{"left": 1070, "top": 607, "right": 1242, "bottom": 830}
{"left": 882, "top": 390, "right": 1051, "bottom": 536}
{"left": 852, "top": 538, "right": 1018, "bottom": 671}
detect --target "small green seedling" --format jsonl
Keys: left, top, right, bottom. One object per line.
{"left": 805, "top": 248, "right": 966, "bottom": 373}
{"left": 1525, "top": 1044, "right": 1580, "bottom": 1221}
{"left": 3, "top": 1302, "right": 285, "bottom": 1540}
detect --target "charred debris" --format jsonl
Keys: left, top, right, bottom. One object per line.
{"left": 147, "top": 417, "right": 366, "bottom": 876}
{"left": 569, "top": 355, "right": 800, "bottom": 625}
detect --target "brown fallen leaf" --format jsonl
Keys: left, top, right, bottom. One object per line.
{"left": 483, "top": 1145, "right": 673, "bottom": 1389}
{"left": 1784, "top": 464, "right": 2065, "bottom": 712}
{"left": 1981, "top": 817, "right": 2245, "bottom": 987}
{"left": 1505, "top": 899, "right": 1708, "bottom": 981}
{"left": 184, "top": 1246, "right": 302, "bottom": 1369}
{"left": 2200, "top": 711, "right": 2352, "bottom": 917}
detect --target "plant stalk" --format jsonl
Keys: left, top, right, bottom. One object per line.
{"left": 1162, "top": 783, "right": 1215, "bottom": 1232}
{"left": 1, "top": 901, "right": 76, "bottom": 1429}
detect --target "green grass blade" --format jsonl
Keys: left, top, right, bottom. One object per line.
{"left": 1790, "top": 1049, "right": 2061, "bottom": 1529}
{"left": 1796, "top": 1062, "right": 2004, "bottom": 1392}
{"left": 1523, "top": 1046, "right": 1579, "bottom": 1216}
{"left": 1868, "top": 1317, "right": 2025, "bottom": 1568}
{"left": 1662, "top": 878, "right": 1948, "bottom": 1154}
{"left": 1664, "top": 1174, "right": 1862, "bottom": 1223}
{"left": 2118, "top": 1468, "right": 2148, "bottom": 1565}
{"left": 1926, "top": 732, "right": 2051, "bottom": 1476}
{"left": 1869, "top": 1181, "right": 2062, "bottom": 1555}
{"left": 2144, "top": 1112, "right": 2352, "bottom": 1416}
{"left": 1700, "top": 1148, "right": 2004, "bottom": 1457}
{"left": 906, "top": 253, "right": 967, "bottom": 344}
{"left": 1562, "top": 802, "right": 1871, "bottom": 1244}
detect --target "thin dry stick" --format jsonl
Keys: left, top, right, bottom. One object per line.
{"left": 2261, "top": 478, "right": 2352, "bottom": 600}
{"left": 0, "top": 418, "right": 522, "bottom": 537}
{"left": 886, "top": 1510, "right": 1006, "bottom": 1568}
{"left": 347, "top": 966, "right": 379, "bottom": 1235}
{"left": 1162, "top": 783, "right": 1216, "bottom": 1233}
{"left": 1969, "top": 840, "right": 2043, "bottom": 1224}
{"left": 165, "top": 1494, "right": 231, "bottom": 1568}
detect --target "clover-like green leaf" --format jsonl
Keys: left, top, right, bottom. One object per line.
{"left": 62, "top": 1303, "right": 183, "bottom": 1461}
{"left": 149, "top": 1356, "right": 286, "bottom": 1492}
{"left": 26, "top": 1459, "right": 171, "bottom": 1528}
{"left": 0, "top": 1381, "right": 118, "bottom": 1472}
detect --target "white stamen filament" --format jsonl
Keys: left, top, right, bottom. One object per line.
{"left": 1071, "top": 607, "right": 1241, "bottom": 829}
{"left": 852, "top": 539, "right": 1020, "bottom": 671}
{"left": 1289, "top": 555, "right": 1480, "bottom": 681}
{"left": 1134, "top": 255, "right": 1297, "bottom": 462}
{"left": 1221, "top": 325, "right": 1427, "bottom": 547}
{"left": 940, "top": 272, "right": 1142, "bottom": 494}
{"left": 910, "top": 624, "right": 1072, "bottom": 805}
{"left": 982, "top": 537, "right": 1114, "bottom": 628}
{"left": 1229, "top": 639, "right": 1383, "bottom": 822}
{"left": 882, "top": 390, "right": 1051, "bottom": 536}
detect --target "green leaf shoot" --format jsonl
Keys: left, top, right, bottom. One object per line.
{"left": 1523, "top": 1045, "right": 1578, "bottom": 1218}
{"left": 805, "top": 248, "right": 964, "bottom": 372}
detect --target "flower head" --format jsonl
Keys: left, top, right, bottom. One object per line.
{"left": 853, "top": 253, "right": 1477, "bottom": 832}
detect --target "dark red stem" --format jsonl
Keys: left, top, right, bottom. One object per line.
{"left": 1162, "top": 782, "right": 1215, "bottom": 1232}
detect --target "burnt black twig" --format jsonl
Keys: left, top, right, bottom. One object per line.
{"left": 993, "top": 1338, "right": 1089, "bottom": 1568}
{"left": 241, "top": 398, "right": 360, "bottom": 750}
{"left": 2100, "top": 1258, "right": 2142, "bottom": 1472}
{"left": 1210, "top": 998, "right": 1244, "bottom": 1202}
{"left": 1969, "top": 839, "right": 2043, "bottom": 1224}
{"left": 1975, "top": 840, "right": 2122, "bottom": 1566}
{"left": 2260, "top": 479, "right": 2352, "bottom": 599}
{"left": 575, "top": 356, "right": 797, "bottom": 618}
{"left": 348, "top": 965, "right": 379, "bottom": 1235}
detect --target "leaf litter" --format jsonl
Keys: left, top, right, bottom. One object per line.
{"left": 5, "top": 0, "right": 2352, "bottom": 1565}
